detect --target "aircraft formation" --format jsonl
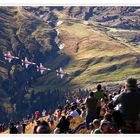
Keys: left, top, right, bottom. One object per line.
{"left": 4, "top": 51, "right": 70, "bottom": 79}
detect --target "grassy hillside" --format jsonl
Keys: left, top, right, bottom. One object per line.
{"left": 55, "top": 22, "right": 140, "bottom": 88}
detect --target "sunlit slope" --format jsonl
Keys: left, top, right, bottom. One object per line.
{"left": 1, "top": 7, "right": 140, "bottom": 90}
{"left": 57, "top": 22, "right": 140, "bottom": 87}
{"left": 1, "top": 116, "right": 88, "bottom": 134}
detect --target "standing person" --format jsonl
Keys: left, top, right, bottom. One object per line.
{"left": 42, "top": 109, "right": 46, "bottom": 117}
{"left": 58, "top": 105, "right": 63, "bottom": 112}
{"left": 113, "top": 78, "right": 140, "bottom": 133}
{"left": 31, "top": 114, "right": 34, "bottom": 123}
{"left": 0, "top": 124, "right": 2, "bottom": 132}
{"left": 9, "top": 123, "right": 18, "bottom": 134}
{"left": 94, "top": 84, "right": 104, "bottom": 101}
{"left": 1, "top": 124, "right": 4, "bottom": 132}
{"left": 76, "top": 98, "right": 81, "bottom": 105}
{"left": 35, "top": 111, "right": 40, "bottom": 120}
{"left": 80, "top": 105, "right": 86, "bottom": 118}
{"left": 16, "top": 121, "right": 23, "bottom": 134}
{"left": 64, "top": 100, "right": 71, "bottom": 115}
{"left": 94, "top": 84, "right": 104, "bottom": 119}
{"left": 84, "top": 92, "right": 98, "bottom": 129}
{"left": 55, "top": 109, "right": 62, "bottom": 122}
{"left": 22, "top": 121, "right": 26, "bottom": 134}
{"left": 49, "top": 114, "right": 55, "bottom": 126}
{"left": 27, "top": 115, "right": 30, "bottom": 121}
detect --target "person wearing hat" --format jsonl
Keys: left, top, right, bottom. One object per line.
{"left": 113, "top": 78, "right": 140, "bottom": 133}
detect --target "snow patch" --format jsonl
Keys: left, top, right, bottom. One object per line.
{"left": 56, "top": 20, "right": 63, "bottom": 26}
{"left": 59, "top": 43, "right": 65, "bottom": 50}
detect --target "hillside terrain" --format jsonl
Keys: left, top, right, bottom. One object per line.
{"left": 0, "top": 6, "right": 140, "bottom": 123}
{"left": 1, "top": 116, "right": 89, "bottom": 134}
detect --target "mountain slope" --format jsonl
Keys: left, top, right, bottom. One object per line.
{"left": 0, "top": 6, "right": 140, "bottom": 123}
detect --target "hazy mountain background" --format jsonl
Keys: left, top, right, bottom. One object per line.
{"left": 0, "top": 6, "right": 140, "bottom": 123}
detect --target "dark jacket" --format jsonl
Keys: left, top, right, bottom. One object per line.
{"left": 57, "top": 117, "right": 70, "bottom": 133}
{"left": 9, "top": 126, "right": 18, "bottom": 134}
{"left": 85, "top": 96, "right": 98, "bottom": 116}
{"left": 114, "top": 89, "right": 140, "bottom": 120}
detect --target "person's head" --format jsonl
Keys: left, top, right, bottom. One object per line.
{"left": 108, "top": 102, "right": 114, "bottom": 110}
{"left": 71, "top": 102, "right": 77, "bottom": 107}
{"left": 89, "top": 122, "right": 94, "bottom": 130}
{"left": 89, "top": 119, "right": 100, "bottom": 130}
{"left": 58, "top": 105, "right": 62, "bottom": 110}
{"left": 108, "top": 94, "right": 112, "bottom": 101}
{"left": 113, "top": 92, "right": 117, "bottom": 96}
{"left": 61, "top": 116, "right": 66, "bottom": 120}
{"left": 104, "top": 112, "right": 112, "bottom": 122}
{"left": 80, "top": 99, "right": 83, "bottom": 104}
{"left": 100, "top": 120, "right": 110, "bottom": 133}
{"left": 9, "top": 122, "right": 14, "bottom": 127}
{"left": 66, "top": 115, "right": 73, "bottom": 121}
{"left": 104, "top": 98, "right": 109, "bottom": 104}
{"left": 97, "top": 84, "right": 102, "bottom": 91}
{"left": 93, "top": 119, "right": 100, "bottom": 129}
{"left": 36, "top": 120, "right": 51, "bottom": 134}
{"left": 89, "top": 92, "right": 94, "bottom": 97}
{"left": 125, "top": 78, "right": 138, "bottom": 91}
{"left": 36, "top": 125, "right": 51, "bottom": 134}
{"left": 66, "top": 100, "right": 70, "bottom": 104}
{"left": 81, "top": 105, "right": 85, "bottom": 111}
{"left": 71, "top": 105, "right": 76, "bottom": 111}
{"left": 16, "top": 121, "right": 20, "bottom": 125}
